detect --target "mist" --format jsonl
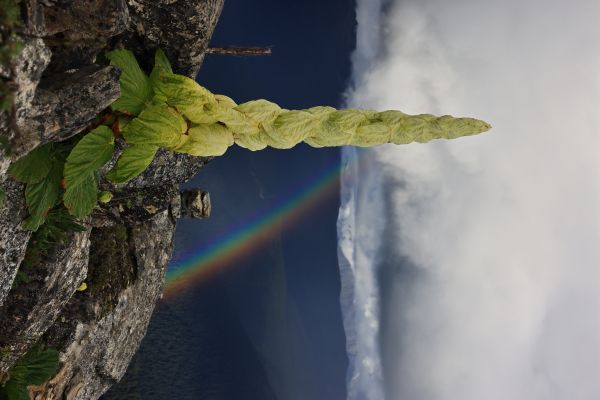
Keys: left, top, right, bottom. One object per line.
{"left": 341, "top": 0, "right": 600, "bottom": 398}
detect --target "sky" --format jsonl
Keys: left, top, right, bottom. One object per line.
{"left": 104, "top": 1, "right": 354, "bottom": 399}
{"left": 343, "top": 0, "right": 600, "bottom": 399}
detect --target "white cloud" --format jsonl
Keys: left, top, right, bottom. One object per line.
{"left": 342, "top": 0, "right": 600, "bottom": 399}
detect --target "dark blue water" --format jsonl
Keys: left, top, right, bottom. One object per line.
{"left": 104, "top": 1, "right": 356, "bottom": 399}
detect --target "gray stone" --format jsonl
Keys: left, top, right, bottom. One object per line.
{"left": 10, "top": 38, "right": 50, "bottom": 115}
{"left": 42, "top": 0, "right": 130, "bottom": 74}
{"left": 20, "top": 65, "right": 121, "bottom": 147}
{"left": 2, "top": 38, "right": 52, "bottom": 157}
{"left": 0, "top": 229, "right": 90, "bottom": 377}
{"left": 32, "top": 211, "right": 175, "bottom": 400}
{"left": 42, "top": 0, "right": 129, "bottom": 40}
{"left": 0, "top": 179, "right": 31, "bottom": 308}
{"left": 122, "top": 0, "right": 224, "bottom": 77}
{"left": 180, "top": 188, "right": 211, "bottom": 219}
{"left": 20, "top": 0, "right": 47, "bottom": 37}
{"left": 127, "top": 149, "right": 212, "bottom": 188}
{"left": 100, "top": 145, "right": 212, "bottom": 190}
{"left": 91, "top": 184, "right": 180, "bottom": 226}
{"left": 4, "top": 49, "right": 121, "bottom": 160}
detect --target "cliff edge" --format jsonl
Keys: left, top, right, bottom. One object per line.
{"left": 0, "top": 1, "right": 223, "bottom": 398}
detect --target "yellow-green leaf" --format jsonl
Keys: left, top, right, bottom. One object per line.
{"left": 215, "top": 94, "right": 237, "bottom": 109}
{"left": 216, "top": 107, "right": 260, "bottom": 137}
{"left": 149, "top": 49, "right": 173, "bottom": 103}
{"left": 152, "top": 72, "right": 217, "bottom": 123}
{"left": 266, "top": 110, "right": 319, "bottom": 149}
{"left": 122, "top": 103, "right": 187, "bottom": 148}
{"left": 98, "top": 191, "right": 113, "bottom": 203}
{"left": 153, "top": 49, "right": 172, "bottom": 74}
{"left": 353, "top": 122, "right": 391, "bottom": 147}
{"left": 174, "top": 123, "right": 234, "bottom": 156}
{"left": 107, "top": 49, "right": 153, "bottom": 115}
{"left": 234, "top": 99, "right": 281, "bottom": 125}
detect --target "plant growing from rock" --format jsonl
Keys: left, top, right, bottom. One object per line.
{"left": 0, "top": 347, "right": 59, "bottom": 400}
{"left": 8, "top": 49, "right": 491, "bottom": 230}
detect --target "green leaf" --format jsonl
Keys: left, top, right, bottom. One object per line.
{"left": 106, "top": 144, "right": 159, "bottom": 184}
{"left": 151, "top": 72, "right": 217, "bottom": 124}
{"left": 0, "top": 187, "right": 5, "bottom": 208}
{"left": 7, "top": 144, "right": 54, "bottom": 184}
{"left": 6, "top": 365, "right": 27, "bottom": 386}
{"left": 149, "top": 50, "right": 173, "bottom": 103}
{"left": 44, "top": 207, "right": 86, "bottom": 233}
{"left": 63, "top": 172, "right": 97, "bottom": 218}
{"left": 107, "top": 49, "right": 153, "bottom": 115}
{"left": 174, "top": 123, "right": 234, "bottom": 156}
{"left": 23, "top": 348, "right": 59, "bottom": 385}
{"left": 1, "top": 348, "right": 59, "bottom": 400}
{"left": 22, "top": 161, "right": 63, "bottom": 231}
{"left": 63, "top": 127, "right": 111, "bottom": 217}
{"left": 64, "top": 126, "right": 114, "bottom": 190}
{"left": 122, "top": 103, "right": 187, "bottom": 148}
{"left": 153, "top": 49, "right": 173, "bottom": 74}
{"left": 2, "top": 378, "right": 29, "bottom": 400}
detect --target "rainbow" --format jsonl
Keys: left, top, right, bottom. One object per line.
{"left": 162, "top": 158, "right": 344, "bottom": 298}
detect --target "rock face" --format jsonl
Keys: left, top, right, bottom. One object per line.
{"left": 0, "top": 180, "right": 31, "bottom": 307}
{"left": 0, "top": 0, "right": 224, "bottom": 398}
{"left": 17, "top": 65, "right": 121, "bottom": 155}
{"left": 3, "top": 37, "right": 52, "bottom": 158}
{"left": 180, "top": 188, "right": 212, "bottom": 219}
{"left": 33, "top": 212, "right": 175, "bottom": 399}
{"left": 0, "top": 230, "right": 90, "bottom": 375}
{"left": 42, "top": 0, "right": 130, "bottom": 74}
{"left": 123, "top": 0, "right": 224, "bottom": 78}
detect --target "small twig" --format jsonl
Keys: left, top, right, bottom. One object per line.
{"left": 205, "top": 46, "right": 272, "bottom": 57}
